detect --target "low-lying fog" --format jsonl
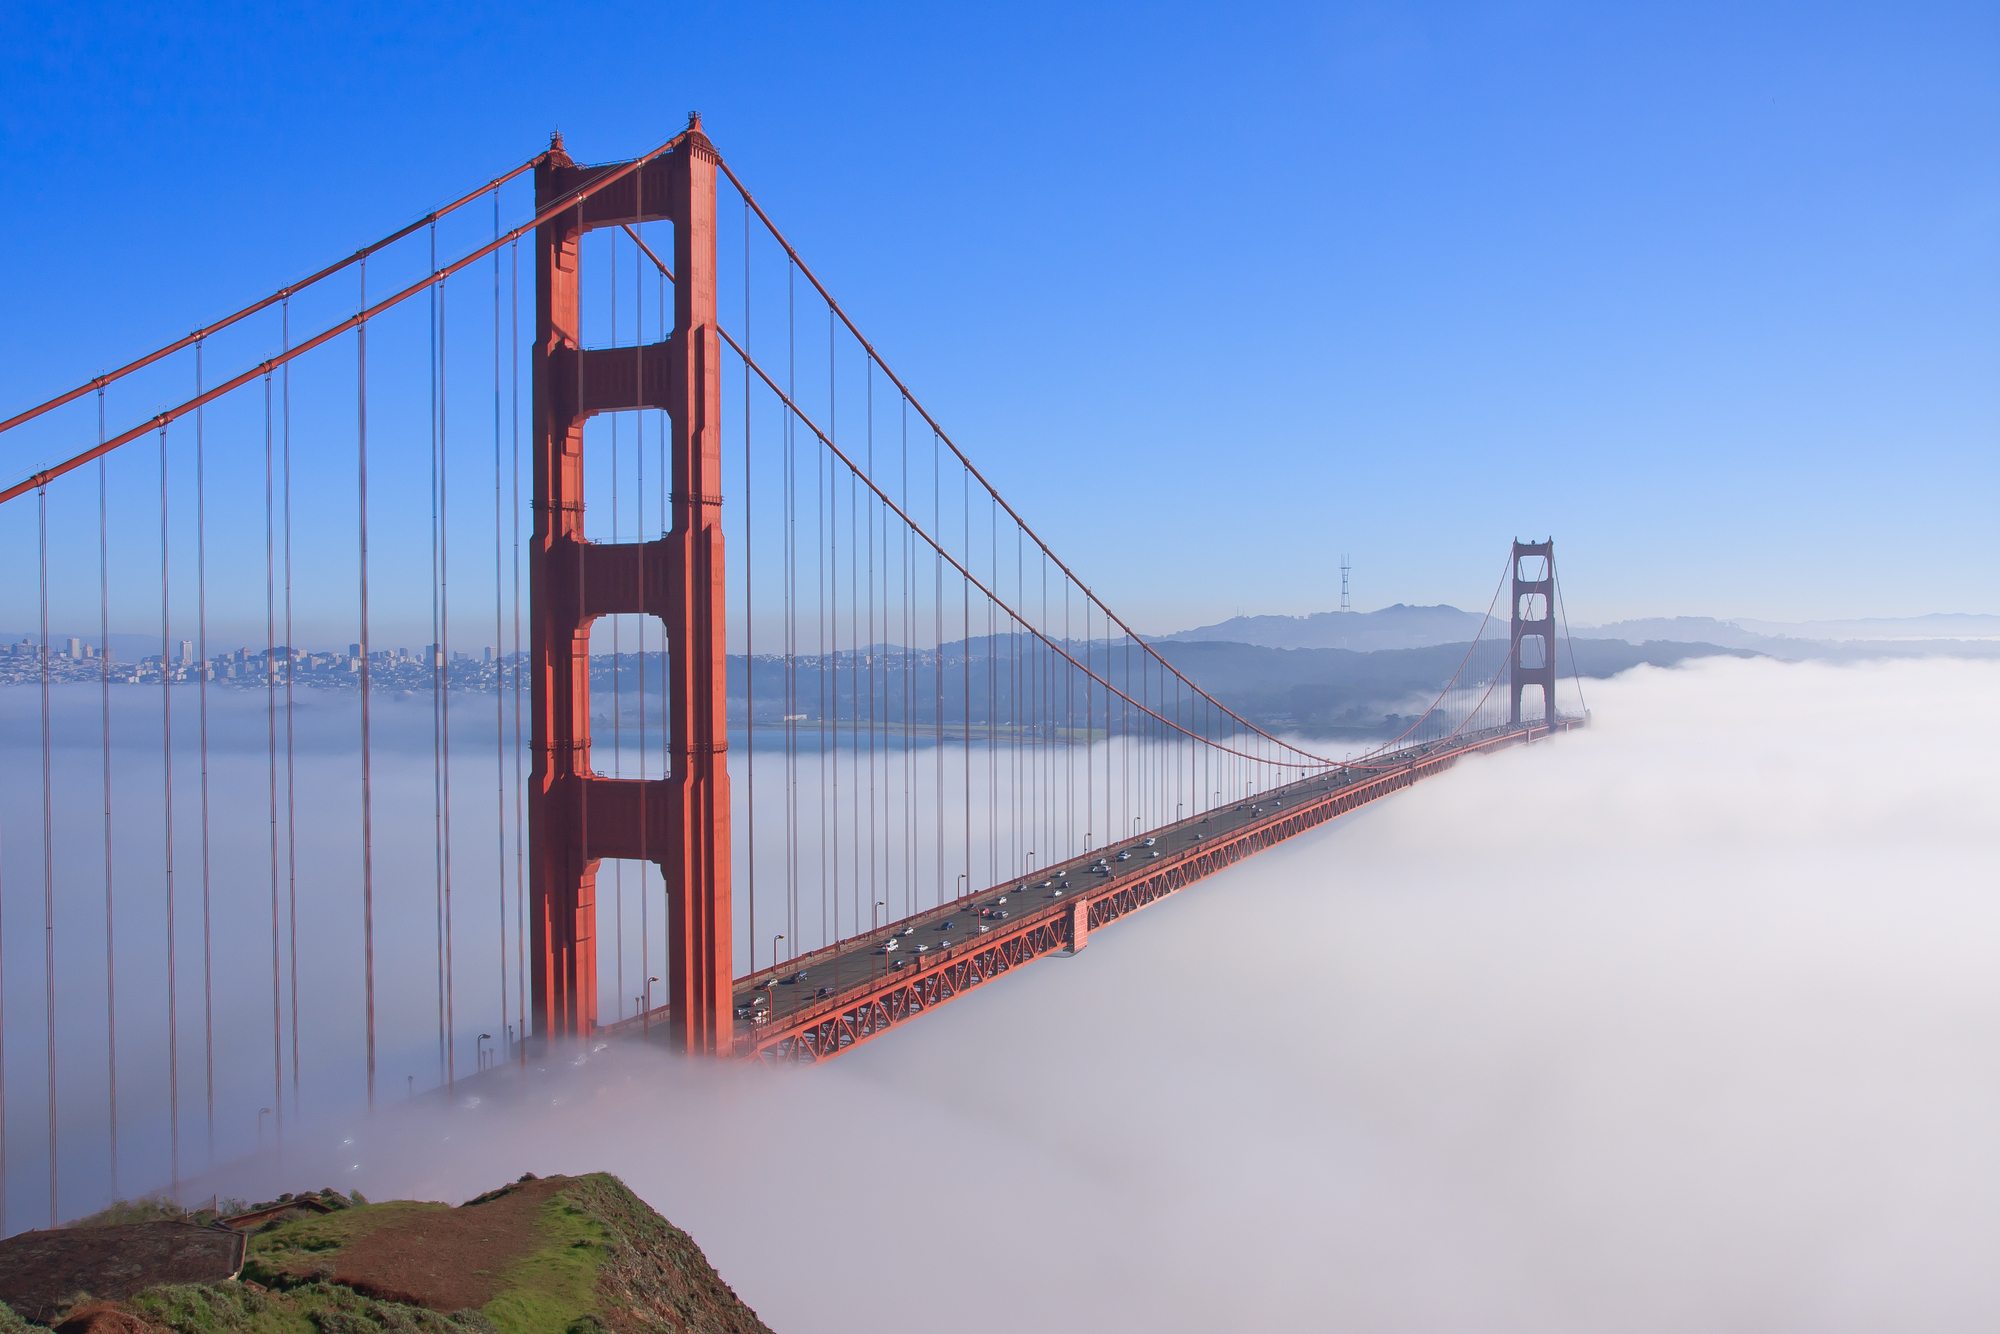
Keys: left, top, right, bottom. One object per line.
{"left": 214, "top": 655, "right": 2000, "bottom": 1331}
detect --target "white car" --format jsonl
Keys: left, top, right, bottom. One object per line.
{"left": 900, "top": 926, "right": 915, "bottom": 937}
{"left": 880, "top": 938, "right": 900, "bottom": 953}
{"left": 1141, "top": 836, "right": 1156, "bottom": 847}
{"left": 911, "top": 942, "right": 928, "bottom": 953}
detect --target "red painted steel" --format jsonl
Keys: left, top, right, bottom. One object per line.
{"left": 0, "top": 156, "right": 545, "bottom": 439}
{"left": 1, "top": 131, "right": 694, "bottom": 505}
{"left": 530, "top": 118, "right": 732, "bottom": 1052}
{"left": 737, "top": 720, "right": 1578, "bottom": 1063}
{"left": 1510, "top": 540, "right": 1558, "bottom": 729}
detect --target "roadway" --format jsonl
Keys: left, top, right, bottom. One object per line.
{"left": 687, "top": 723, "right": 1546, "bottom": 1044}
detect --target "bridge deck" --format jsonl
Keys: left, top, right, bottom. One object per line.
{"left": 605, "top": 719, "right": 1576, "bottom": 1061}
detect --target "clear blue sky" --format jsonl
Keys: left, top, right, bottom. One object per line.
{"left": 0, "top": 0, "right": 1993, "bottom": 634}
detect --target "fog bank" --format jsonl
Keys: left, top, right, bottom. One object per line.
{"left": 215, "top": 656, "right": 2000, "bottom": 1329}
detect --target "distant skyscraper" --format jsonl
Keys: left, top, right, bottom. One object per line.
{"left": 65, "top": 636, "right": 82, "bottom": 660}
{"left": 349, "top": 642, "right": 362, "bottom": 658}
{"left": 178, "top": 638, "right": 194, "bottom": 665}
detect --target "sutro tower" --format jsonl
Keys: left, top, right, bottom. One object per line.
{"left": 1339, "top": 553, "right": 1351, "bottom": 613}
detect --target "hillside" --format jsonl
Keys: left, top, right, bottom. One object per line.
{"left": 1151, "top": 636, "right": 1753, "bottom": 732}
{"left": 1162, "top": 603, "right": 1488, "bottom": 651}
{"left": 0, "top": 1174, "right": 771, "bottom": 1334}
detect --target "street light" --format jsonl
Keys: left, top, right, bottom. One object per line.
{"left": 258, "top": 1107, "right": 272, "bottom": 1143}
{"left": 642, "top": 975, "right": 659, "bottom": 1034}
{"left": 477, "top": 1033, "right": 492, "bottom": 1071}
{"left": 1024, "top": 851, "right": 1036, "bottom": 880}
{"left": 956, "top": 873, "right": 967, "bottom": 901}
{"left": 773, "top": 933, "right": 786, "bottom": 968}
{"left": 873, "top": 899, "right": 885, "bottom": 931}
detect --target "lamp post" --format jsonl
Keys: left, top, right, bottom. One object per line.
{"left": 258, "top": 1107, "right": 272, "bottom": 1144}
{"left": 1024, "top": 851, "right": 1036, "bottom": 882}
{"left": 873, "top": 899, "right": 885, "bottom": 931}
{"left": 956, "top": 873, "right": 967, "bottom": 903}
{"left": 642, "top": 975, "right": 658, "bottom": 1034}
{"left": 477, "top": 1033, "right": 492, "bottom": 1071}
{"left": 773, "top": 933, "right": 786, "bottom": 970}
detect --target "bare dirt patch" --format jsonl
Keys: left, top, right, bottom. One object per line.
{"left": 0, "top": 1223, "right": 241, "bottom": 1324}
{"left": 321, "top": 1176, "right": 568, "bottom": 1312}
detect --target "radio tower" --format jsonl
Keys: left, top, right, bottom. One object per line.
{"left": 1339, "top": 553, "right": 1351, "bottom": 613}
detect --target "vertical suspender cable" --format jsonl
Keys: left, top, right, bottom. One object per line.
{"left": 1, "top": 634, "right": 8, "bottom": 1235}
{"left": 785, "top": 262, "right": 797, "bottom": 958}
{"left": 988, "top": 495, "right": 996, "bottom": 890}
{"left": 282, "top": 300, "right": 301, "bottom": 1102}
{"left": 932, "top": 431, "right": 943, "bottom": 911}
{"left": 430, "top": 226, "right": 446, "bottom": 1080}
{"left": 1014, "top": 523, "right": 1022, "bottom": 880}
{"left": 263, "top": 369, "right": 283, "bottom": 1137}
{"left": 856, "top": 386, "right": 864, "bottom": 936}
{"left": 96, "top": 391, "right": 119, "bottom": 1195}
{"left": 850, "top": 380, "right": 861, "bottom": 932}
{"left": 38, "top": 485, "right": 57, "bottom": 1224}
{"left": 1555, "top": 563, "right": 1588, "bottom": 717}
{"left": 865, "top": 366, "right": 875, "bottom": 928}
{"left": 194, "top": 343, "right": 216, "bottom": 1162}
{"left": 443, "top": 254, "right": 459, "bottom": 1083}
{"left": 512, "top": 239, "right": 528, "bottom": 1064}
{"left": 901, "top": 398, "right": 911, "bottom": 920}
{"left": 158, "top": 421, "right": 181, "bottom": 1197}
{"left": 827, "top": 312, "right": 838, "bottom": 947}
{"left": 743, "top": 199, "right": 755, "bottom": 973}
{"left": 493, "top": 190, "right": 508, "bottom": 1046}
{"left": 961, "top": 467, "right": 970, "bottom": 898}
{"left": 357, "top": 261, "right": 378, "bottom": 1108}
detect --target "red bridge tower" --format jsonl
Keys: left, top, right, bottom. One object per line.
{"left": 530, "top": 119, "right": 732, "bottom": 1052}
{"left": 1510, "top": 538, "right": 1558, "bottom": 729}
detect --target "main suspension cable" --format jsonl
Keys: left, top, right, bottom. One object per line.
{"left": 712, "top": 160, "right": 1332, "bottom": 768}
{"left": 0, "top": 154, "right": 548, "bottom": 439}
{"left": 4, "top": 128, "right": 701, "bottom": 507}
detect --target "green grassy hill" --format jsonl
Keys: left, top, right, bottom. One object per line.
{"left": 0, "top": 1173, "right": 771, "bottom": 1334}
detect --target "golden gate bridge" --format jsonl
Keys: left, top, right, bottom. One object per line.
{"left": 0, "top": 115, "right": 1585, "bottom": 1232}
